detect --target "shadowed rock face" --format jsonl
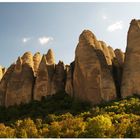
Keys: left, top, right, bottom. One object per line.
{"left": 51, "top": 61, "right": 66, "bottom": 94}
{"left": 121, "top": 19, "right": 140, "bottom": 98}
{"left": 73, "top": 30, "right": 116, "bottom": 105}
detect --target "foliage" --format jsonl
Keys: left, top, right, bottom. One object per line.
{"left": 0, "top": 92, "right": 140, "bottom": 138}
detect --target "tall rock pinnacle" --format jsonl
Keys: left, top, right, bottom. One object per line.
{"left": 121, "top": 19, "right": 140, "bottom": 97}
{"left": 73, "top": 30, "right": 116, "bottom": 104}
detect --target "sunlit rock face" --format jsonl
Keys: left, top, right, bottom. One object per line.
{"left": 121, "top": 19, "right": 140, "bottom": 98}
{"left": 5, "top": 54, "right": 34, "bottom": 107}
{"left": 0, "top": 64, "right": 15, "bottom": 106}
{"left": 33, "top": 52, "right": 42, "bottom": 76}
{"left": 73, "top": 30, "right": 116, "bottom": 105}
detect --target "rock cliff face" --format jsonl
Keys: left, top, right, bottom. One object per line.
{"left": 121, "top": 19, "right": 140, "bottom": 98}
{"left": 4, "top": 19, "right": 140, "bottom": 107}
{"left": 73, "top": 30, "right": 116, "bottom": 104}
{"left": 5, "top": 52, "right": 35, "bottom": 107}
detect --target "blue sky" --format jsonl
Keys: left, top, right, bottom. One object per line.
{"left": 0, "top": 3, "right": 140, "bottom": 67}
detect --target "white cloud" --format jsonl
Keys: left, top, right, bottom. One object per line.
{"left": 107, "top": 21, "right": 123, "bottom": 32}
{"left": 22, "top": 37, "right": 31, "bottom": 43}
{"left": 102, "top": 15, "right": 108, "bottom": 20}
{"left": 38, "top": 36, "right": 53, "bottom": 45}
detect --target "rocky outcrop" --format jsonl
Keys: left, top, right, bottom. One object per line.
{"left": 33, "top": 52, "right": 42, "bottom": 76}
{"left": 0, "top": 64, "right": 15, "bottom": 106}
{"left": 121, "top": 19, "right": 140, "bottom": 98}
{"left": 51, "top": 61, "right": 66, "bottom": 94}
{"left": 46, "top": 49, "right": 55, "bottom": 65}
{"left": 5, "top": 52, "right": 34, "bottom": 107}
{"left": 0, "top": 24, "right": 130, "bottom": 107}
{"left": 33, "top": 49, "right": 56, "bottom": 101}
{"left": 65, "top": 65, "right": 74, "bottom": 97}
{"left": 73, "top": 30, "right": 116, "bottom": 105}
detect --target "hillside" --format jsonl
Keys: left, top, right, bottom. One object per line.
{"left": 0, "top": 92, "right": 140, "bottom": 138}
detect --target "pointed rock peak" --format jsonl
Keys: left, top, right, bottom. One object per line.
{"left": 21, "top": 51, "right": 33, "bottom": 67}
{"left": 34, "top": 52, "right": 41, "bottom": 57}
{"left": 114, "top": 49, "right": 124, "bottom": 54}
{"left": 15, "top": 57, "right": 22, "bottom": 72}
{"left": 16, "top": 57, "right": 22, "bottom": 64}
{"left": 46, "top": 49, "right": 55, "bottom": 65}
{"left": 58, "top": 60, "right": 64, "bottom": 65}
{"left": 129, "top": 19, "right": 140, "bottom": 31}
{"left": 40, "top": 55, "right": 47, "bottom": 65}
{"left": 79, "top": 30, "right": 97, "bottom": 43}
{"left": 22, "top": 51, "right": 33, "bottom": 58}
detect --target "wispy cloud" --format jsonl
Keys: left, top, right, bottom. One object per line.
{"left": 107, "top": 21, "right": 123, "bottom": 32}
{"left": 22, "top": 37, "right": 31, "bottom": 43}
{"left": 38, "top": 36, "right": 53, "bottom": 45}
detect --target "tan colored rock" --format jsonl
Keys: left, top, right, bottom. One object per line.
{"left": 0, "top": 64, "right": 15, "bottom": 106}
{"left": 0, "top": 66, "right": 3, "bottom": 81}
{"left": 33, "top": 52, "right": 42, "bottom": 76}
{"left": 99, "top": 41, "right": 112, "bottom": 65}
{"left": 51, "top": 61, "right": 66, "bottom": 94}
{"left": 73, "top": 30, "right": 116, "bottom": 104}
{"left": 21, "top": 51, "right": 33, "bottom": 67}
{"left": 121, "top": 19, "right": 140, "bottom": 98}
{"left": 5, "top": 56, "right": 34, "bottom": 107}
{"left": 114, "top": 49, "right": 125, "bottom": 67}
{"left": 108, "top": 46, "right": 116, "bottom": 60}
{"left": 33, "top": 55, "right": 49, "bottom": 101}
{"left": 65, "top": 65, "right": 74, "bottom": 97}
{"left": 46, "top": 49, "right": 55, "bottom": 65}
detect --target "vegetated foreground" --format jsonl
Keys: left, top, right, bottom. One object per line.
{"left": 0, "top": 91, "right": 140, "bottom": 138}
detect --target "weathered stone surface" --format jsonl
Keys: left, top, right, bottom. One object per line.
{"left": 21, "top": 51, "right": 33, "bottom": 67}
{"left": 121, "top": 19, "right": 140, "bottom": 98}
{"left": 33, "top": 55, "right": 49, "bottom": 101}
{"left": 73, "top": 30, "right": 116, "bottom": 104}
{"left": 0, "top": 64, "right": 15, "bottom": 106}
{"left": 5, "top": 56, "right": 34, "bottom": 107}
{"left": 33, "top": 52, "right": 42, "bottom": 76}
{"left": 99, "top": 41, "right": 112, "bottom": 65}
{"left": 0, "top": 66, "right": 3, "bottom": 81}
{"left": 51, "top": 61, "right": 66, "bottom": 94}
{"left": 46, "top": 49, "right": 55, "bottom": 65}
{"left": 114, "top": 49, "right": 125, "bottom": 67}
{"left": 65, "top": 65, "right": 74, "bottom": 97}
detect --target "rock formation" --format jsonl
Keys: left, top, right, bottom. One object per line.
{"left": 73, "top": 30, "right": 116, "bottom": 105}
{"left": 51, "top": 61, "right": 66, "bottom": 94}
{"left": 5, "top": 52, "right": 34, "bottom": 107}
{"left": 0, "top": 66, "right": 3, "bottom": 81}
{"left": 33, "top": 49, "right": 56, "bottom": 101}
{"left": 121, "top": 19, "right": 140, "bottom": 98}
{"left": 0, "top": 64, "right": 15, "bottom": 106}
{"left": 0, "top": 20, "right": 134, "bottom": 107}
{"left": 33, "top": 52, "right": 42, "bottom": 76}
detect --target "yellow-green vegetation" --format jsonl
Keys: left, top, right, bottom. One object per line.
{"left": 0, "top": 92, "right": 140, "bottom": 138}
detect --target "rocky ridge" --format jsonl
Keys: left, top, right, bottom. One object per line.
{"left": 0, "top": 19, "right": 139, "bottom": 107}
